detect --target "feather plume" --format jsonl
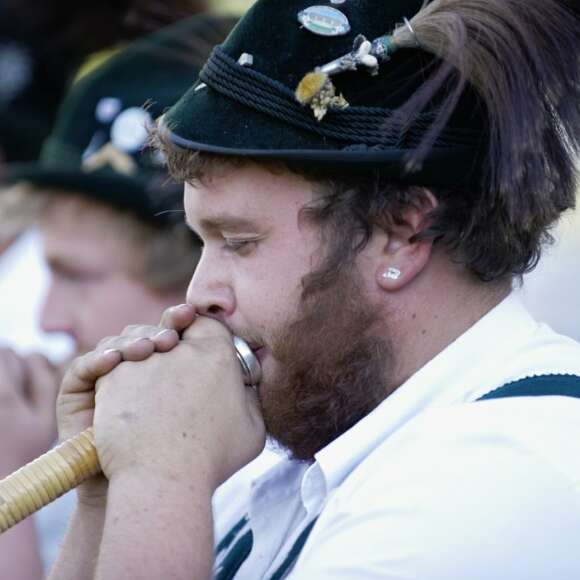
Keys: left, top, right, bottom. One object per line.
{"left": 388, "top": 0, "right": 580, "bottom": 221}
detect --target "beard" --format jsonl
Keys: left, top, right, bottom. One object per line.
{"left": 260, "top": 268, "right": 393, "bottom": 462}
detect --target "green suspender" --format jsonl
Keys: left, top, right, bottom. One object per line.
{"left": 215, "top": 373, "right": 580, "bottom": 579}
{"left": 477, "top": 373, "right": 580, "bottom": 401}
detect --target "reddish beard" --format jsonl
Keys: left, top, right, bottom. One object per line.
{"left": 262, "top": 268, "right": 393, "bottom": 461}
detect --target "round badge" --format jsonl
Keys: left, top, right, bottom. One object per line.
{"left": 95, "top": 97, "right": 122, "bottom": 123}
{"left": 297, "top": 5, "right": 351, "bottom": 37}
{"left": 110, "top": 107, "right": 152, "bottom": 153}
{"left": 0, "top": 43, "right": 32, "bottom": 104}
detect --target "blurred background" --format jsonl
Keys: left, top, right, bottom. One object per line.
{"left": 0, "top": 3, "right": 257, "bottom": 579}
{"left": 0, "top": 0, "right": 257, "bottom": 361}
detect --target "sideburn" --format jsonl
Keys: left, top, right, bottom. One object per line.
{"left": 263, "top": 268, "right": 393, "bottom": 461}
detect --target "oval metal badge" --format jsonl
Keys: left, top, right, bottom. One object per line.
{"left": 297, "top": 5, "right": 351, "bottom": 37}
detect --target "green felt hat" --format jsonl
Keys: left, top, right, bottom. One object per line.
{"left": 161, "top": 0, "right": 580, "bottom": 202}
{"left": 161, "top": 0, "right": 487, "bottom": 188}
{"left": 7, "top": 14, "right": 236, "bottom": 224}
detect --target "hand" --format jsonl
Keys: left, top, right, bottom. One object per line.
{"left": 93, "top": 316, "right": 266, "bottom": 491}
{"left": 0, "top": 348, "right": 62, "bottom": 475}
{"left": 56, "top": 303, "right": 196, "bottom": 504}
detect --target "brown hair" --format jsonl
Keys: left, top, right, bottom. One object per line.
{"left": 152, "top": 129, "right": 569, "bottom": 286}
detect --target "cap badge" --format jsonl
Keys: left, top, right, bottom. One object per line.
{"left": 295, "top": 33, "right": 399, "bottom": 120}
{"left": 297, "top": 5, "right": 351, "bottom": 37}
{"left": 82, "top": 143, "right": 137, "bottom": 176}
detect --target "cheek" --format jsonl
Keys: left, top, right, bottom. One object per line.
{"left": 80, "top": 277, "right": 169, "bottom": 345}
{"left": 236, "top": 261, "right": 305, "bottom": 338}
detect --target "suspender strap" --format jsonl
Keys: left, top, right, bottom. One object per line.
{"left": 478, "top": 374, "right": 580, "bottom": 401}
{"left": 214, "top": 516, "right": 253, "bottom": 580}
{"left": 214, "top": 517, "right": 318, "bottom": 580}
{"left": 268, "top": 518, "right": 319, "bottom": 580}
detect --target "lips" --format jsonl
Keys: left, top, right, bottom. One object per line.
{"left": 252, "top": 346, "right": 266, "bottom": 363}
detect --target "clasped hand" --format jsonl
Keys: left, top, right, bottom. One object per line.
{"left": 57, "top": 305, "right": 266, "bottom": 496}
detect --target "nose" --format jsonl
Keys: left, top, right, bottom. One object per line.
{"left": 185, "top": 252, "right": 235, "bottom": 320}
{"left": 40, "top": 278, "right": 76, "bottom": 338}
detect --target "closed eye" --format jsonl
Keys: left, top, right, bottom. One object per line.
{"left": 223, "top": 238, "right": 260, "bottom": 254}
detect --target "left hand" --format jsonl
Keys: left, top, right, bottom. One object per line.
{"left": 0, "top": 349, "right": 62, "bottom": 474}
{"left": 93, "top": 316, "right": 266, "bottom": 491}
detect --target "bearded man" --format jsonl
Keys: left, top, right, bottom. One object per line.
{"left": 47, "top": 0, "right": 580, "bottom": 579}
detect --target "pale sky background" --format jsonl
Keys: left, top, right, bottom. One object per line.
{"left": 519, "top": 200, "right": 580, "bottom": 342}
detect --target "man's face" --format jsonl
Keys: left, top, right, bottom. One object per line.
{"left": 185, "top": 164, "right": 391, "bottom": 459}
{"left": 39, "top": 195, "right": 183, "bottom": 354}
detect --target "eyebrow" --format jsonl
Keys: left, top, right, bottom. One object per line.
{"left": 186, "top": 214, "right": 260, "bottom": 234}
{"left": 46, "top": 255, "right": 102, "bottom": 277}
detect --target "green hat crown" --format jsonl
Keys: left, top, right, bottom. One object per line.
{"left": 163, "top": 0, "right": 580, "bottom": 202}
{"left": 163, "top": 0, "right": 485, "bottom": 187}
{"left": 10, "top": 15, "right": 235, "bottom": 222}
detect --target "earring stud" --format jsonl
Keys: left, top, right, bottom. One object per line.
{"left": 383, "top": 267, "right": 402, "bottom": 280}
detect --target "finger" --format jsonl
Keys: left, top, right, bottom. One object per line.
{"left": 96, "top": 335, "right": 154, "bottom": 360}
{"left": 151, "top": 328, "right": 180, "bottom": 352}
{"left": 98, "top": 328, "right": 179, "bottom": 356}
{"left": 25, "top": 353, "right": 60, "bottom": 432}
{"left": 96, "top": 325, "right": 161, "bottom": 350}
{"left": 181, "top": 315, "right": 231, "bottom": 342}
{"left": 118, "top": 337, "right": 155, "bottom": 362}
{"left": 0, "top": 347, "right": 27, "bottom": 398}
{"left": 159, "top": 303, "right": 197, "bottom": 334}
{"left": 61, "top": 349, "right": 123, "bottom": 395}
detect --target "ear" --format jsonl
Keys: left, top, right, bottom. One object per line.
{"left": 376, "top": 191, "right": 437, "bottom": 291}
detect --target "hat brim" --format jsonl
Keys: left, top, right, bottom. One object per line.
{"left": 163, "top": 83, "right": 481, "bottom": 188}
{"left": 7, "top": 163, "right": 162, "bottom": 221}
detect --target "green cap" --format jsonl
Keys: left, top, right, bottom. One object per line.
{"left": 8, "top": 14, "right": 236, "bottom": 224}
{"left": 160, "top": 0, "right": 485, "bottom": 188}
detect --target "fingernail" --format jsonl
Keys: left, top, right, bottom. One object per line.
{"left": 131, "top": 337, "right": 151, "bottom": 345}
{"left": 176, "top": 303, "right": 192, "bottom": 312}
{"left": 154, "top": 329, "right": 175, "bottom": 339}
{"left": 103, "top": 348, "right": 121, "bottom": 356}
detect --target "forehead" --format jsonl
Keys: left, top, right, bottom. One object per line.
{"left": 39, "top": 194, "right": 137, "bottom": 267}
{"left": 183, "top": 163, "right": 316, "bottom": 227}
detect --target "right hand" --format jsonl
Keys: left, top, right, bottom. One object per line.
{"left": 56, "top": 303, "right": 196, "bottom": 505}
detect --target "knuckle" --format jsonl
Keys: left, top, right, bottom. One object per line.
{"left": 123, "top": 324, "right": 142, "bottom": 334}
{"left": 66, "top": 354, "right": 85, "bottom": 376}
{"left": 97, "top": 335, "right": 115, "bottom": 348}
{"left": 68, "top": 351, "right": 96, "bottom": 377}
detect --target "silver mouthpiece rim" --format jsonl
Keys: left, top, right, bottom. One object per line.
{"left": 233, "top": 336, "right": 262, "bottom": 386}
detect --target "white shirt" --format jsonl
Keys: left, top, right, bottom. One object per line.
{"left": 213, "top": 294, "right": 580, "bottom": 579}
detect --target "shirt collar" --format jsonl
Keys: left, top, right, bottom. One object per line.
{"left": 314, "top": 293, "right": 539, "bottom": 494}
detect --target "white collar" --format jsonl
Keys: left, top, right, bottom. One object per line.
{"left": 251, "top": 293, "right": 579, "bottom": 517}
{"left": 314, "top": 294, "right": 546, "bottom": 495}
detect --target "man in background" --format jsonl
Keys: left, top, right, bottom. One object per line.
{"left": 0, "top": 14, "right": 235, "bottom": 578}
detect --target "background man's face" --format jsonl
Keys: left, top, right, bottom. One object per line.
{"left": 39, "top": 194, "right": 182, "bottom": 354}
